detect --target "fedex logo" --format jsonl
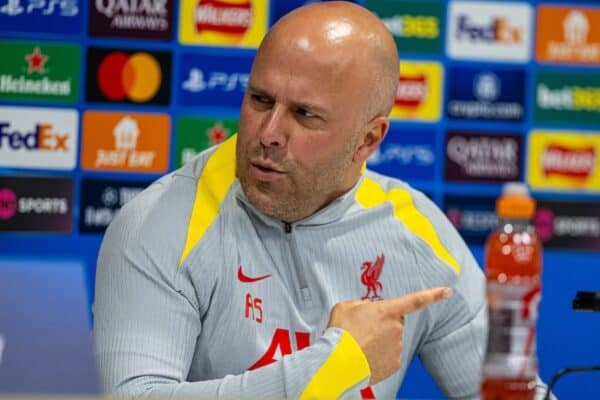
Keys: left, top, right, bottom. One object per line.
{"left": 0, "top": 106, "right": 77, "bottom": 170}
{"left": 0, "top": 122, "right": 69, "bottom": 151}
{"left": 447, "top": 2, "right": 532, "bottom": 62}
{"left": 456, "top": 15, "right": 522, "bottom": 44}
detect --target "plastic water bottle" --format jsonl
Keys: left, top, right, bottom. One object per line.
{"left": 481, "top": 183, "right": 542, "bottom": 400}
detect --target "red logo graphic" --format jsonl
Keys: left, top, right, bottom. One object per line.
{"left": 97, "top": 51, "right": 162, "bottom": 102}
{"left": 361, "top": 254, "right": 384, "bottom": 300}
{"left": 395, "top": 75, "right": 426, "bottom": 108}
{"left": 542, "top": 144, "right": 595, "bottom": 180}
{"left": 195, "top": 0, "right": 252, "bottom": 35}
{"left": 207, "top": 121, "right": 229, "bottom": 145}
{"left": 0, "top": 188, "right": 18, "bottom": 220}
{"left": 25, "top": 47, "right": 48, "bottom": 74}
{"left": 237, "top": 265, "right": 271, "bottom": 283}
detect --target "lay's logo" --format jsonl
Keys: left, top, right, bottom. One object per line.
{"left": 396, "top": 75, "right": 427, "bottom": 108}
{"left": 390, "top": 61, "right": 442, "bottom": 122}
{"left": 196, "top": 0, "right": 251, "bottom": 35}
{"left": 180, "top": 0, "right": 267, "bottom": 47}
{"left": 527, "top": 130, "right": 600, "bottom": 192}
{"left": 542, "top": 145, "right": 595, "bottom": 180}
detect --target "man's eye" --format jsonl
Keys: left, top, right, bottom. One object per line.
{"left": 251, "top": 94, "right": 272, "bottom": 104}
{"left": 297, "top": 108, "right": 316, "bottom": 118}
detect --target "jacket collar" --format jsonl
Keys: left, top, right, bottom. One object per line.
{"left": 233, "top": 176, "right": 364, "bottom": 231}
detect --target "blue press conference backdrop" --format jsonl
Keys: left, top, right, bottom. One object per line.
{"left": 1, "top": 0, "right": 599, "bottom": 398}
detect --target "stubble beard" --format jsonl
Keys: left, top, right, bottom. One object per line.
{"left": 236, "top": 137, "right": 357, "bottom": 223}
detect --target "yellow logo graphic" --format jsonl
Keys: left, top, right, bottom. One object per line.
{"left": 527, "top": 130, "right": 600, "bottom": 192}
{"left": 179, "top": 0, "right": 267, "bottom": 47}
{"left": 389, "top": 61, "right": 442, "bottom": 122}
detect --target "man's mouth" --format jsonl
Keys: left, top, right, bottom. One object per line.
{"left": 249, "top": 160, "right": 286, "bottom": 181}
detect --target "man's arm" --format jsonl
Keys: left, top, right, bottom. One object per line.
{"left": 93, "top": 187, "right": 371, "bottom": 398}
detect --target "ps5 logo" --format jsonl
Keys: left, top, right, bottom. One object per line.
{"left": 0, "top": 334, "right": 5, "bottom": 366}
{"left": 182, "top": 68, "right": 248, "bottom": 93}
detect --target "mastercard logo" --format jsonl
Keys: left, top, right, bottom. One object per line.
{"left": 97, "top": 52, "right": 162, "bottom": 102}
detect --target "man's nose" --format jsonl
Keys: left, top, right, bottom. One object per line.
{"left": 258, "top": 104, "right": 288, "bottom": 148}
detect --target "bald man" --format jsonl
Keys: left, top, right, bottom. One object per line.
{"left": 94, "top": 2, "right": 486, "bottom": 399}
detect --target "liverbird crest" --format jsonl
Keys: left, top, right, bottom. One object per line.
{"left": 360, "top": 254, "right": 384, "bottom": 300}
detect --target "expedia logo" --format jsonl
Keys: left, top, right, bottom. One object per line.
{"left": 542, "top": 144, "right": 595, "bottom": 179}
{"left": 396, "top": 75, "right": 426, "bottom": 108}
{"left": 195, "top": 0, "right": 251, "bottom": 35}
{"left": 86, "top": 47, "right": 171, "bottom": 105}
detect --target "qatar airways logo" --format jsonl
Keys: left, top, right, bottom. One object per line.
{"left": 542, "top": 144, "right": 595, "bottom": 179}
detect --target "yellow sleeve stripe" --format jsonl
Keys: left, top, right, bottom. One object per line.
{"left": 299, "top": 331, "right": 370, "bottom": 400}
{"left": 178, "top": 135, "right": 237, "bottom": 267}
{"left": 355, "top": 176, "right": 461, "bottom": 274}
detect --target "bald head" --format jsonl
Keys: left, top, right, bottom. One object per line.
{"left": 257, "top": 1, "right": 399, "bottom": 120}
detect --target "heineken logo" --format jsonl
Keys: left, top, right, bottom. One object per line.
{"left": 0, "top": 40, "right": 79, "bottom": 103}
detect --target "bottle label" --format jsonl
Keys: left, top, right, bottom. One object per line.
{"left": 484, "top": 282, "right": 541, "bottom": 378}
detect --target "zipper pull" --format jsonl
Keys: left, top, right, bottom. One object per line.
{"left": 284, "top": 222, "right": 292, "bottom": 234}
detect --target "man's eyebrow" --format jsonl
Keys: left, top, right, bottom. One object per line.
{"left": 246, "top": 83, "right": 329, "bottom": 116}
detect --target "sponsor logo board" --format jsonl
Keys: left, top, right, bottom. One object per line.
{"left": 0, "top": 0, "right": 81, "bottom": 34}
{"left": 179, "top": 0, "right": 267, "bottom": 47}
{"left": 536, "top": 6, "right": 600, "bottom": 65}
{"left": 0, "top": 41, "right": 80, "bottom": 103}
{"left": 445, "top": 131, "right": 521, "bottom": 182}
{"left": 534, "top": 200, "right": 600, "bottom": 250}
{"left": 527, "top": 130, "right": 600, "bottom": 192}
{"left": 365, "top": 0, "right": 443, "bottom": 54}
{"left": 0, "top": 175, "right": 73, "bottom": 233}
{"left": 81, "top": 111, "right": 170, "bottom": 173}
{"left": 79, "top": 178, "right": 150, "bottom": 234}
{"left": 390, "top": 61, "right": 442, "bottom": 122}
{"left": 175, "top": 116, "right": 237, "bottom": 168}
{"left": 0, "top": 106, "right": 78, "bottom": 170}
{"left": 447, "top": 1, "right": 532, "bottom": 62}
{"left": 444, "top": 196, "right": 497, "bottom": 244}
{"left": 535, "top": 71, "right": 600, "bottom": 125}
{"left": 446, "top": 66, "right": 525, "bottom": 122}
{"left": 367, "top": 126, "right": 435, "bottom": 180}
{"left": 89, "top": 0, "right": 173, "bottom": 40}
{"left": 178, "top": 52, "right": 252, "bottom": 108}
{"left": 86, "top": 47, "right": 171, "bottom": 105}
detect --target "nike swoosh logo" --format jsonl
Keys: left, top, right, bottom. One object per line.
{"left": 237, "top": 265, "right": 272, "bottom": 283}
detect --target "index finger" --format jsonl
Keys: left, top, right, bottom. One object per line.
{"left": 382, "top": 287, "right": 453, "bottom": 317}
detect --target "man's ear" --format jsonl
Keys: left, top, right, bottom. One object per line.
{"left": 353, "top": 115, "right": 390, "bottom": 163}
